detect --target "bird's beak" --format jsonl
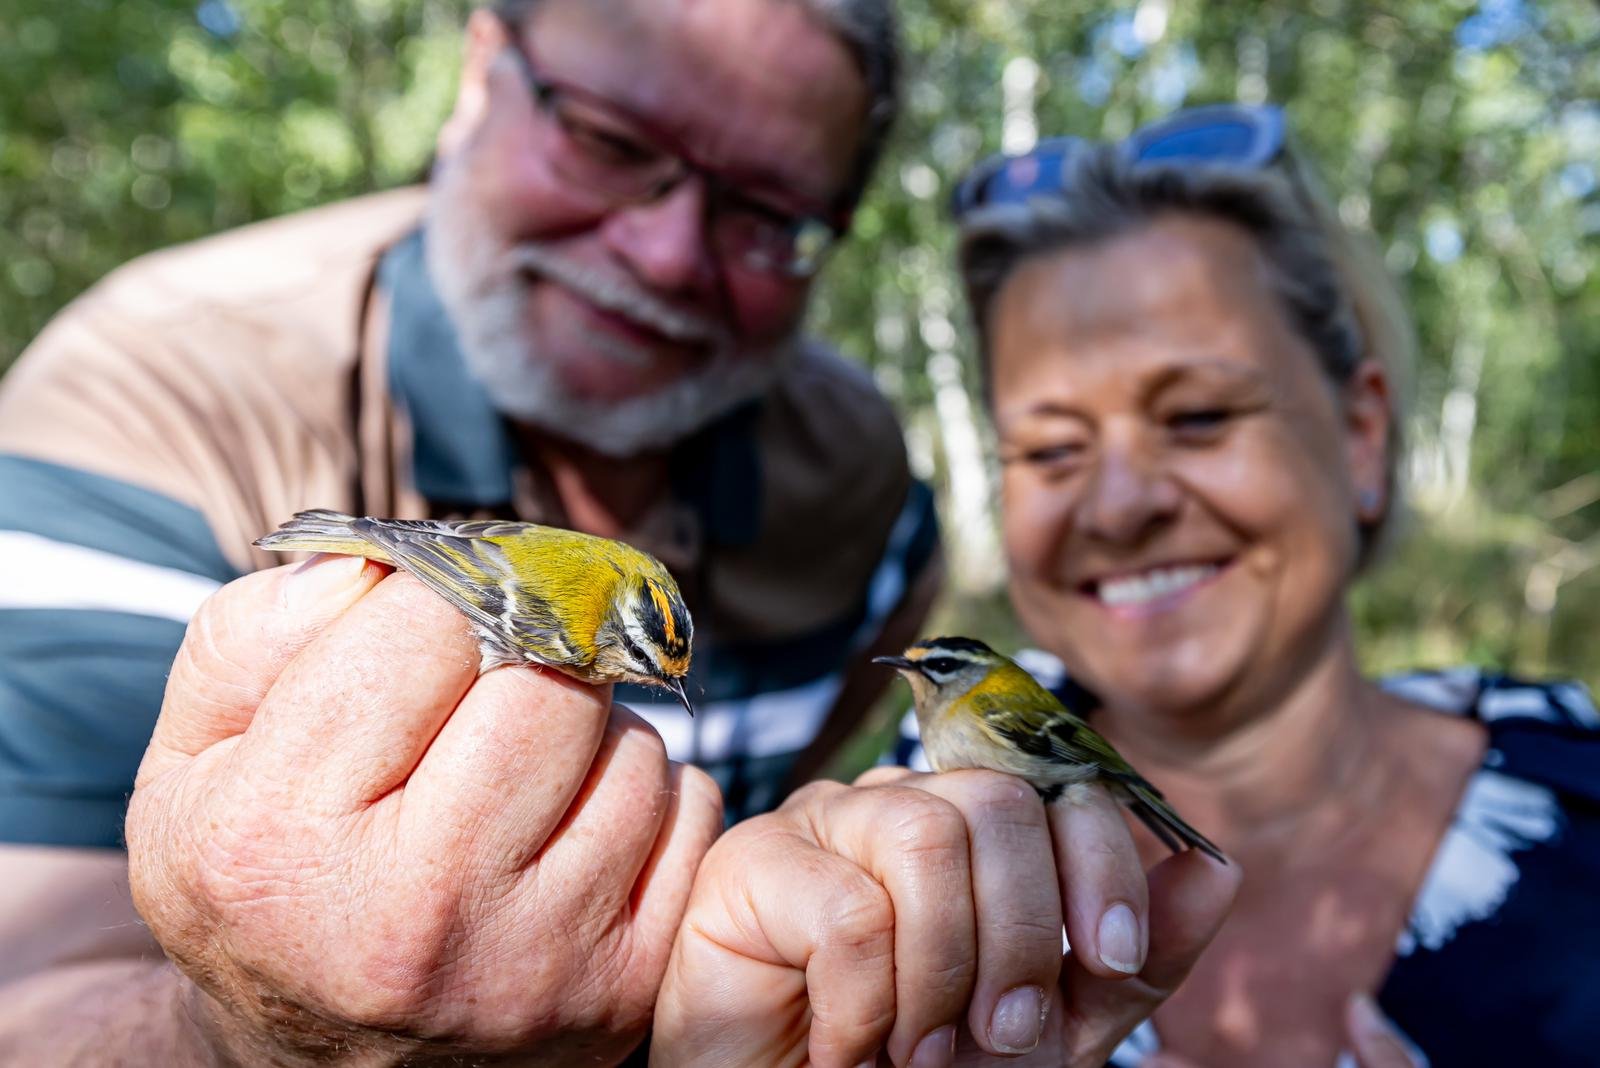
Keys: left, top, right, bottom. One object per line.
{"left": 668, "top": 676, "right": 695, "bottom": 718}
{"left": 872, "top": 655, "right": 915, "bottom": 672}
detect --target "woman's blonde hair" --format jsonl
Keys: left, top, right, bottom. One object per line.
{"left": 957, "top": 140, "right": 1415, "bottom": 568}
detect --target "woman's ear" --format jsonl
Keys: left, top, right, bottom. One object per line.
{"left": 437, "top": 8, "right": 515, "bottom": 160}
{"left": 1345, "top": 359, "right": 1393, "bottom": 523}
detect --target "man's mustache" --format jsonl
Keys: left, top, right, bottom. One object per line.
{"left": 503, "top": 244, "right": 727, "bottom": 349}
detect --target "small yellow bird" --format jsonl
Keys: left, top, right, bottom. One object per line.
{"left": 876, "top": 637, "right": 1223, "bottom": 861}
{"left": 256, "top": 509, "right": 695, "bottom": 714}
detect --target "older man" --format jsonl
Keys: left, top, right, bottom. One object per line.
{"left": 0, "top": 0, "right": 939, "bottom": 1062}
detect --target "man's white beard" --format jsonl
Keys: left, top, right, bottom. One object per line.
{"left": 425, "top": 194, "right": 793, "bottom": 459}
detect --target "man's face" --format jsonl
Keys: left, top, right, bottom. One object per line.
{"left": 427, "top": 0, "right": 869, "bottom": 455}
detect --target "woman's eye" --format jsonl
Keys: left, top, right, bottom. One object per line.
{"left": 1020, "top": 443, "right": 1084, "bottom": 466}
{"left": 1168, "top": 409, "right": 1231, "bottom": 436}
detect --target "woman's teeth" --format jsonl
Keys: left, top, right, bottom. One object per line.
{"left": 1097, "top": 564, "right": 1219, "bottom": 607}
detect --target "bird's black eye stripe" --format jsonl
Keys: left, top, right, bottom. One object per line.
{"left": 620, "top": 629, "right": 652, "bottom": 668}
{"left": 923, "top": 656, "right": 963, "bottom": 675}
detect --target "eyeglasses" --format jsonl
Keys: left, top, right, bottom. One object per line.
{"left": 497, "top": 36, "right": 843, "bottom": 279}
{"left": 951, "top": 104, "right": 1289, "bottom": 217}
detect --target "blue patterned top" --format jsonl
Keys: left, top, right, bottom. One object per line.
{"left": 896, "top": 661, "right": 1600, "bottom": 1067}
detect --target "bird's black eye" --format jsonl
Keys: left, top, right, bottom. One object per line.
{"left": 619, "top": 629, "right": 653, "bottom": 670}
{"left": 922, "top": 656, "right": 963, "bottom": 676}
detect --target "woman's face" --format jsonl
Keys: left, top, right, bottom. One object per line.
{"left": 990, "top": 214, "right": 1389, "bottom": 724}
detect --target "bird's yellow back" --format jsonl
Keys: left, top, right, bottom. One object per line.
{"left": 487, "top": 527, "right": 652, "bottom": 657}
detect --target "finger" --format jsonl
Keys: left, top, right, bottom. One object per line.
{"left": 803, "top": 783, "right": 977, "bottom": 1067}
{"left": 510, "top": 706, "right": 678, "bottom": 914}
{"left": 1346, "top": 994, "right": 1420, "bottom": 1068}
{"left": 682, "top": 794, "right": 900, "bottom": 1068}
{"left": 905, "top": 771, "right": 1063, "bottom": 1057}
{"left": 400, "top": 665, "right": 615, "bottom": 866}
{"left": 235, "top": 572, "right": 482, "bottom": 808}
{"left": 1138, "top": 848, "right": 1239, "bottom": 992}
{"left": 854, "top": 765, "right": 916, "bottom": 788}
{"left": 627, "top": 762, "right": 724, "bottom": 956}
{"left": 1048, "top": 784, "right": 1149, "bottom": 979}
{"left": 140, "top": 555, "right": 385, "bottom": 784}
{"left": 1057, "top": 849, "right": 1239, "bottom": 1064}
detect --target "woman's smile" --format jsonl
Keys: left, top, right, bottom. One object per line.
{"left": 1080, "top": 558, "right": 1233, "bottom": 617}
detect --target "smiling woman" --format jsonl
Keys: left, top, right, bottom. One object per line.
{"left": 946, "top": 105, "right": 1600, "bottom": 1067}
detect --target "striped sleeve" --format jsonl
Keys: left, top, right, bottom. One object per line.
{"left": 0, "top": 454, "right": 240, "bottom": 846}
{"left": 620, "top": 478, "right": 940, "bottom": 822}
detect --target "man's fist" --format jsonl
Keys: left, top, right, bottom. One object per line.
{"left": 126, "top": 555, "right": 722, "bottom": 1067}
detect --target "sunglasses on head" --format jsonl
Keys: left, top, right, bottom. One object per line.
{"left": 951, "top": 103, "right": 1288, "bottom": 217}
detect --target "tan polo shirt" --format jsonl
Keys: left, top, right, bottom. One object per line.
{"left": 0, "top": 188, "right": 939, "bottom": 844}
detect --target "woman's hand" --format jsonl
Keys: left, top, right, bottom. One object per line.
{"left": 652, "top": 765, "right": 1240, "bottom": 1068}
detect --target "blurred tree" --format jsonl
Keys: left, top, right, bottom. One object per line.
{"left": 2, "top": 0, "right": 1597, "bottom": 722}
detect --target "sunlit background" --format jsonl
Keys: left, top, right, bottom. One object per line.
{"left": 3, "top": 0, "right": 1598, "bottom": 758}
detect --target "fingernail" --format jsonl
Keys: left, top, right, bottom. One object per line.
{"left": 989, "top": 985, "right": 1045, "bottom": 1054}
{"left": 909, "top": 1025, "right": 956, "bottom": 1068}
{"left": 1098, "top": 902, "right": 1144, "bottom": 974}
{"left": 285, "top": 553, "right": 370, "bottom": 611}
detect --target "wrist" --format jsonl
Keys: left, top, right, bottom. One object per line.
{"left": 176, "top": 971, "right": 417, "bottom": 1068}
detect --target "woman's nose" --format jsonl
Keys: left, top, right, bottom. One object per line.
{"left": 1077, "top": 437, "right": 1181, "bottom": 546}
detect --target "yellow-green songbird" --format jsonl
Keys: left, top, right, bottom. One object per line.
{"left": 875, "top": 637, "right": 1223, "bottom": 862}
{"left": 256, "top": 509, "right": 694, "bottom": 714}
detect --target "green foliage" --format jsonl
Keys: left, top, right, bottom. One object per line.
{"left": 2, "top": 0, "right": 1598, "bottom": 713}
{"left": 0, "top": 0, "right": 469, "bottom": 365}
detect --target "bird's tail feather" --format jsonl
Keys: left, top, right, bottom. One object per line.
{"left": 254, "top": 509, "right": 395, "bottom": 565}
{"left": 1118, "top": 776, "right": 1226, "bottom": 863}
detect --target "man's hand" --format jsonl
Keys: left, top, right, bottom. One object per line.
{"left": 125, "top": 555, "right": 723, "bottom": 1067}
{"left": 652, "top": 766, "right": 1239, "bottom": 1068}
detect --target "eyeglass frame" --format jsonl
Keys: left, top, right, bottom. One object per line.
{"left": 950, "top": 103, "right": 1292, "bottom": 218}
{"left": 490, "top": 17, "right": 849, "bottom": 279}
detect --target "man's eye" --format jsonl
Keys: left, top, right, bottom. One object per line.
{"left": 722, "top": 198, "right": 799, "bottom": 247}
{"left": 558, "top": 112, "right": 657, "bottom": 167}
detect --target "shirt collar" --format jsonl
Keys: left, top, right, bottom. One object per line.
{"left": 380, "top": 228, "right": 519, "bottom": 506}
{"left": 377, "top": 227, "right": 764, "bottom": 545}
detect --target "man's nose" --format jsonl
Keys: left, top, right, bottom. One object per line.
{"left": 600, "top": 177, "right": 718, "bottom": 295}
{"left": 1078, "top": 433, "right": 1181, "bottom": 546}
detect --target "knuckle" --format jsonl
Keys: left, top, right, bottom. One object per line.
{"left": 783, "top": 778, "right": 846, "bottom": 815}
{"left": 989, "top": 913, "right": 1070, "bottom": 956}
{"left": 950, "top": 768, "right": 1038, "bottom": 810}
{"left": 922, "top": 952, "right": 979, "bottom": 997}
{"left": 880, "top": 789, "right": 968, "bottom": 856}
{"left": 673, "top": 762, "right": 725, "bottom": 826}
{"left": 852, "top": 764, "right": 913, "bottom": 788}
{"left": 821, "top": 876, "right": 895, "bottom": 954}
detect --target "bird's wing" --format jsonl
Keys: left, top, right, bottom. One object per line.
{"left": 352, "top": 518, "right": 585, "bottom": 666}
{"left": 968, "top": 664, "right": 1136, "bottom": 775}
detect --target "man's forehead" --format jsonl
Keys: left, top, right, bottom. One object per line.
{"left": 526, "top": 0, "right": 868, "bottom": 204}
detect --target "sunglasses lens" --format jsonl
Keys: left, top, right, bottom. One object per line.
{"left": 970, "top": 149, "right": 1070, "bottom": 208}
{"left": 1133, "top": 111, "right": 1279, "bottom": 166}
{"left": 956, "top": 107, "right": 1283, "bottom": 217}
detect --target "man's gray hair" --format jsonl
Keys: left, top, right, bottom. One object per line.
{"left": 957, "top": 143, "right": 1415, "bottom": 569}
{"left": 490, "top": 0, "right": 900, "bottom": 207}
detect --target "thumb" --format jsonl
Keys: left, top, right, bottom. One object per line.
{"left": 1058, "top": 848, "right": 1240, "bottom": 1063}
{"left": 1346, "top": 994, "right": 1421, "bottom": 1068}
{"left": 136, "top": 554, "right": 385, "bottom": 784}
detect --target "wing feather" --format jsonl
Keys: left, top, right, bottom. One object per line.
{"left": 354, "top": 518, "right": 584, "bottom": 666}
